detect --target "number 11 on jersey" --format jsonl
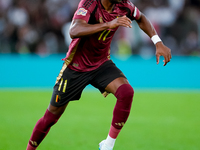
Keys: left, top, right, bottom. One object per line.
{"left": 98, "top": 30, "right": 111, "bottom": 41}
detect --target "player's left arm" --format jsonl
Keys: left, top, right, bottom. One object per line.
{"left": 136, "top": 13, "right": 172, "bottom": 66}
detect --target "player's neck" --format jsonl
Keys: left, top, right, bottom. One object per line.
{"left": 101, "top": 0, "right": 115, "bottom": 13}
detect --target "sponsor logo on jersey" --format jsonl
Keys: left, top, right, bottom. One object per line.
{"left": 99, "top": 17, "right": 103, "bottom": 23}
{"left": 72, "top": 63, "right": 79, "bottom": 67}
{"left": 77, "top": 8, "right": 88, "bottom": 16}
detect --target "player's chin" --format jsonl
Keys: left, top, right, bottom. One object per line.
{"left": 109, "top": 0, "right": 122, "bottom": 4}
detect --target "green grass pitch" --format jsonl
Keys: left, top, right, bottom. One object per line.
{"left": 0, "top": 89, "right": 200, "bottom": 150}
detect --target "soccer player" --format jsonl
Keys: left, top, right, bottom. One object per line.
{"left": 26, "top": 0, "right": 171, "bottom": 149}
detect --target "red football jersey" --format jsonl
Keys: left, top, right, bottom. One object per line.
{"left": 63, "top": 0, "right": 141, "bottom": 72}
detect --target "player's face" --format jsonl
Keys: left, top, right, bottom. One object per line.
{"left": 109, "top": 0, "right": 122, "bottom": 4}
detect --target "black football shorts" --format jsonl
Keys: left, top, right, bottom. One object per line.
{"left": 50, "top": 60, "right": 126, "bottom": 107}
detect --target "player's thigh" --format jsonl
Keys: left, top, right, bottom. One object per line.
{"left": 48, "top": 103, "right": 69, "bottom": 116}
{"left": 105, "top": 77, "right": 129, "bottom": 95}
{"left": 50, "top": 64, "right": 90, "bottom": 108}
{"left": 90, "top": 60, "right": 128, "bottom": 95}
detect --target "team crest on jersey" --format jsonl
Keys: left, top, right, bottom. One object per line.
{"left": 77, "top": 8, "right": 87, "bottom": 16}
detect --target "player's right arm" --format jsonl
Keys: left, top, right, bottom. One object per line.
{"left": 69, "top": 16, "right": 132, "bottom": 39}
{"left": 70, "top": 0, "right": 132, "bottom": 39}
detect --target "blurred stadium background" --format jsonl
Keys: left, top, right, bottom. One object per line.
{"left": 0, "top": 0, "right": 200, "bottom": 150}
{"left": 0, "top": 0, "right": 199, "bottom": 55}
{"left": 0, "top": 0, "right": 200, "bottom": 89}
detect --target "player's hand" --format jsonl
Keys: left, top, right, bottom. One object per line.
{"left": 107, "top": 15, "right": 132, "bottom": 29}
{"left": 155, "top": 42, "right": 172, "bottom": 66}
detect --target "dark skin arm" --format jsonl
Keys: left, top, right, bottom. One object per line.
{"left": 69, "top": 15, "right": 132, "bottom": 39}
{"left": 70, "top": 12, "right": 171, "bottom": 66}
{"left": 136, "top": 13, "right": 172, "bottom": 66}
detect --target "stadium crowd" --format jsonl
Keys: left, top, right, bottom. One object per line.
{"left": 0, "top": 0, "right": 199, "bottom": 56}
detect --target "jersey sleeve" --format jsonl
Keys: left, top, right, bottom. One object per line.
{"left": 124, "top": 0, "right": 141, "bottom": 20}
{"left": 72, "top": 0, "right": 95, "bottom": 22}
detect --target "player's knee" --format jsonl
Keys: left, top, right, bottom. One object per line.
{"left": 115, "top": 84, "right": 134, "bottom": 101}
{"left": 115, "top": 84, "right": 134, "bottom": 109}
